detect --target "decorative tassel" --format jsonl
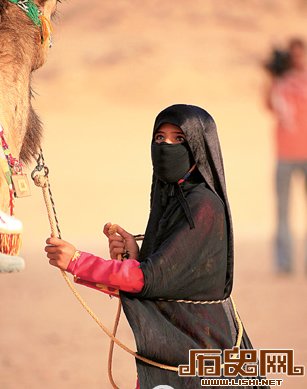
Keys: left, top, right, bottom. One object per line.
{"left": 9, "top": 188, "right": 14, "bottom": 216}
{"left": 0, "top": 211, "right": 23, "bottom": 256}
{"left": 0, "top": 233, "right": 22, "bottom": 256}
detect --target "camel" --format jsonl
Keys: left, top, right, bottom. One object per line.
{"left": 0, "top": 0, "right": 59, "bottom": 272}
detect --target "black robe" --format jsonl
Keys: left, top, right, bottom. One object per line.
{"left": 121, "top": 105, "right": 268, "bottom": 389}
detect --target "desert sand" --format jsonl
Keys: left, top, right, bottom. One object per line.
{"left": 1, "top": 1, "right": 306, "bottom": 388}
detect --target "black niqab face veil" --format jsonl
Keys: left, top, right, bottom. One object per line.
{"left": 151, "top": 142, "right": 194, "bottom": 183}
{"left": 141, "top": 104, "right": 234, "bottom": 297}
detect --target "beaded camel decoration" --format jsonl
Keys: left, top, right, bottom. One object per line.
{"left": 0, "top": 0, "right": 59, "bottom": 272}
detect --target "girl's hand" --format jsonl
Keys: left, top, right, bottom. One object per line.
{"left": 45, "top": 237, "right": 76, "bottom": 270}
{"left": 103, "top": 223, "right": 139, "bottom": 260}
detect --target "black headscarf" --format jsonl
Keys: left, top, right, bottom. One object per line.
{"left": 140, "top": 104, "right": 233, "bottom": 298}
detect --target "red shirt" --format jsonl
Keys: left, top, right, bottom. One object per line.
{"left": 270, "top": 69, "right": 307, "bottom": 160}
{"left": 67, "top": 250, "right": 144, "bottom": 296}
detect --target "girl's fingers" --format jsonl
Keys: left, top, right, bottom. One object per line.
{"left": 115, "top": 225, "right": 133, "bottom": 240}
{"left": 110, "top": 246, "right": 125, "bottom": 256}
{"left": 103, "top": 222, "right": 112, "bottom": 238}
{"left": 45, "top": 246, "right": 58, "bottom": 253}
{"left": 111, "top": 247, "right": 125, "bottom": 257}
{"left": 109, "top": 234, "right": 124, "bottom": 242}
{"left": 109, "top": 241, "right": 125, "bottom": 250}
{"left": 104, "top": 224, "right": 132, "bottom": 241}
{"left": 47, "top": 253, "right": 57, "bottom": 260}
{"left": 46, "top": 237, "right": 72, "bottom": 248}
{"left": 49, "top": 259, "right": 57, "bottom": 267}
{"left": 113, "top": 247, "right": 125, "bottom": 253}
{"left": 46, "top": 236, "right": 62, "bottom": 245}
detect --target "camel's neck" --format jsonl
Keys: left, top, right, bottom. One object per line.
{"left": 0, "top": 32, "right": 33, "bottom": 157}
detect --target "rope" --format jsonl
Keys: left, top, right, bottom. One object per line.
{"left": 107, "top": 224, "right": 123, "bottom": 389}
{"left": 32, "top": 157, "right": 179, "bottom": 372}
{"left": 159, "top": 297, "right": 229, "bottom": 304}
{"left": 107, "top": 298, "right": 122, "bottom": 389}
{"left": 230, "top": 296, "right": 244, "bottom": 350}
{"left": 32, "top": 150, "right": 244, "bottom": 380}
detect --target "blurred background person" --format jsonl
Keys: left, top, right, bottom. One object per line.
{"left": 264, "top": 38, "right": 307, "bottom": 274}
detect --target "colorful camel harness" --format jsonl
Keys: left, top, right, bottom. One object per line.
{"left": 0, "top": 126, "right": 31, "bottom": 215}
{"left": 8, "top": 0, "right": 53, "bottom": 47}
{"left": 8, "top": 0, "right": 42, "bottom": 26}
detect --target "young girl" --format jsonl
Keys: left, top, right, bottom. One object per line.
{"left": 45, "top": 104, "right": 268, "bottom": 389}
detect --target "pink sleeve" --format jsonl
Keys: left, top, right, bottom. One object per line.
{"left": 66, "top": 251, "right": 144, "bottom": 294}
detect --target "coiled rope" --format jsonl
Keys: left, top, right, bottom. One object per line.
{"left": 32, "top": 150, "right": 243, "bottom": 388}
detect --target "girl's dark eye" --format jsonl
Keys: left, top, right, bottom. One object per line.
{"left": 155, "top": 134, "right": 164, "bottom": 141}
{"left": 177, "top": 136, "right": 185, "bottom": 142}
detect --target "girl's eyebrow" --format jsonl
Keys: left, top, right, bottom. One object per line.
{"left": 155, "top": 130, "right": 184, "bottom": 135}
{"left": 172, "top": 131, "right": 185, "bottom": 136}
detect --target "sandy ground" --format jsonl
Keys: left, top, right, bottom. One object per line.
{"left": 1, "top": 1, "right": 307, "bottom": 388}
{"left": 0, "top": 240, "right": 306, "bottom": 389}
